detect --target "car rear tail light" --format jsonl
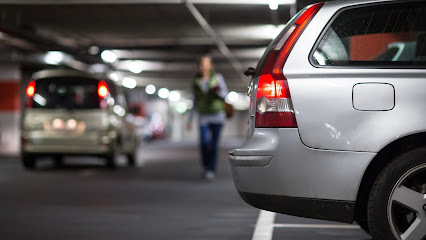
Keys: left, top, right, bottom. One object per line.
{"left": 255, "top": 3, "right": 323, "bottom": 128}
{"left": 98, "top": 81, "right": 109, "bottom": 98}
{"left": 26, "top": 81, "right": 35, "bottom": 98}
{"left": 26, "top": 80, "right": 35, "bottom": 108}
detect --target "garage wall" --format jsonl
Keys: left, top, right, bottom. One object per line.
{"left": 0, "top": 64, "right": 21, "bottom": 156}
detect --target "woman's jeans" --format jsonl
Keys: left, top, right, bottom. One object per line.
{"left": 199, "top": 123, "right": 223, "bottom": 172}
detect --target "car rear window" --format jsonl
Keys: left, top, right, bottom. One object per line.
{"left": 312, "top": 1, "right": 426, "bottom": 67}
{"left": 33, "top": 77, "right": 100, "bottom": 109}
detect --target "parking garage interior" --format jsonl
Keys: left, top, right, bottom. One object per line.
{"left": 0, "top": 1, "right": 372, "bottom": 239}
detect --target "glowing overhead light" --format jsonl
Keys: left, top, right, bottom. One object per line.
{"left": 122, "top": 77, "right": 137, "bottom": 89}
{"left": 269, "top": 1, "right": 278, "bottom": 10}
{"left": 44, "top": 51, "right": 64, "bottom": 65}
{"left": 101, "top": 50, "right": 117, "bottom": 63}
{"left": 88, "top": 46, "right": 99, "bottom": 55}
{"left": 176, "top": 102, "right": 187, "bottom": 114}
{"left": 226, "top": 91, "right": 239, "bottom": 103}
{"left": 158, "top": 88, "right": 169, "bottom": 99}
{"left": 113, "top": 105, "right": 126, "bottom": 117}
{"left": 187, "top": 0, "right": 295, "bottom": 4}
{"left": 145, "top": 84, "right": 156, "bottom": 95}
{"left": 128, "top": 61, "right": 143, "bottom": 74}
{"left": 109, "top": 72, "right": 119, "bottom": 82}
{"left": 169, "top": 91, "right": 181, "bottom": 102}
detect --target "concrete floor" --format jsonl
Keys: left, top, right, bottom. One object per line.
{"left": 0, "top": 139, "right": 371, "bottom": 240}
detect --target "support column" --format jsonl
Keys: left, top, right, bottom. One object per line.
{"left": 0, "top": 64, "right": 21, "bottom": 156}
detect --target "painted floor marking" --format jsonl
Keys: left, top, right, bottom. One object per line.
{"left": 273, "top": 224, "right": 360, "bottom": 229}
{"left": 252, "top": 210, "right": 276, "bottom": 240}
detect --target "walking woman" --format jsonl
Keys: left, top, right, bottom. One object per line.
{"left": 187, "top": 55, "right": 229, "bottom": 181}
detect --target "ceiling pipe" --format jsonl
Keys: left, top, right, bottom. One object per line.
{"left": 2, "top": 0, "right": 296, "bottom": 5}
{"left": 185, "top": 1, "right": 245, "bottom": 81}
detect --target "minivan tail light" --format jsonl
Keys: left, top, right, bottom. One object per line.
{"left": 26, "top": 80, "right": 36, "bottom": 108}
{"left": 26, "top": 81, "right": 35, "bottom": 98}
{"left": 98, "top": 81, "right": 109, "bottom": 98}
{"left": 256, "top": 3, "right": 323, "bottom": 128}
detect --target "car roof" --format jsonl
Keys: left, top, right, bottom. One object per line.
{"left": 324, "top": 0, "right": 421, "bottom": 8}
{"left": 32, "top": 69, "right": 103, "bottom": 81}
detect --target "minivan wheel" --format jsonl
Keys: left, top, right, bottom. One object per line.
{"left": 53, "top": 156, "right": 64, "bottom": 168}
{"left": 106, "top": 142, "right": 120, "bottom": 169}
{"left": 127, "top": 152, "right": 136, "bottom": 167}
{"left": 368, "top": 148, "right": 426, "bottom": 240}
{"left": 22, "top": 154, "right": 36, "bottom": 169}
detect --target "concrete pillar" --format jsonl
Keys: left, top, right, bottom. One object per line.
{"left": 0, "top": 64, "right": 21, "bottom": 156}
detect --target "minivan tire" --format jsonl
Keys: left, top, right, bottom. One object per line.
{"left": 367, "top": 148, "right": 426, "bottom": 240}
{"left": 127, "top": 152, "right": 136, "bottom": 166}
{"left": 22, "top": 154, "right": 36, "bottom": 169}
{"left": 106, "top": 142, "right": 120, "bottom": 169}
{"left": 53, "top": 156, "right": 64, "bottom": 168}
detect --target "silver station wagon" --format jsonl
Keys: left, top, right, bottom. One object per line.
{"left": 229, "top": 0, "right": 426, "bottom": 240}
{"left": 22, "top": 69, "right": 138, "bottom": 169}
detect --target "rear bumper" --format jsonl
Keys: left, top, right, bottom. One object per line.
{"left": 229, "top": 128, "right": 375, "bottom": 222}
{"left": 21, "top": 132, "right": 115, "bottom": 156}
{"left": 22, "top": 143, "right": 111, "bottom": 156}
{"left": 239, "top": 192, "right": 355, "bottom": 223}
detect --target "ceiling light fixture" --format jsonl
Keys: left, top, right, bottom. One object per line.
{"left": 226, "top": 91, "right": 239, "bottom": 103}
{"left": 269, "top": 1, "right": 278, "bottom": 10}
{"left": 128, "top": 61, "right": 143, "bottom": 74}
{"left": 145, "top": 84, "right": 156, "bottom": 95}
{"left": 101, "top": 50, "right": 117, "bottom": 63}
{"left": 158, "top": 88, "right": 170, "bottom": 99}
{"left": 169, "top": 91, "right": 181, "bottom": 102}
{"left": 109, "top": 72, "right": 119, "bottom": 82}
{"left": 122, "top": 77, "right": 137, "bottom": 89}
{"left": 88, "top": 46, "right": 99, "bottom": 55}
{"left": 44, "top": 51, "right": 65, "bottom": 65}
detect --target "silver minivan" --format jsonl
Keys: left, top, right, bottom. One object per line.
{"left": 22, "top": 69, "right": 138, "bottom": 169}
{"left": 229, "top": 1, "right": 426, "bottom": 239}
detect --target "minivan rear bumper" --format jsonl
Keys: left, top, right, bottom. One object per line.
{"left": 21, "top": 132, "right": 114, "bottom": 156}
{"left": 22, "top": 143, "right": 111, "bottom": 156}
{"left": 229, "top": 128, "right": 375, "bottom": 222}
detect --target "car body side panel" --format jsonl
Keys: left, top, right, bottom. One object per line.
{"left": 283, "top": 1, "right": 426, "bottom": 152}
{"left": 231, "top": 128, "right": 374, "bottom": 201}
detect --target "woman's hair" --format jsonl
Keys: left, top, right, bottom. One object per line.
{"left": 199, "top": 54, "right": 213, "bottom": 64}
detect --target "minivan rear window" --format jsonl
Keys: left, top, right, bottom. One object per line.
{"left": 33, "top": 77, "right": 100, "bottom": 109}
{"left": 312, "top": 1, "right": 426, "bottom": 67}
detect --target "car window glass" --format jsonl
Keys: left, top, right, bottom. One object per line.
{"left": 33, "top": 77, "right": 99, "bottom": 109}
{"left": 313, "top": 1, "right": 426, "bottom": 67}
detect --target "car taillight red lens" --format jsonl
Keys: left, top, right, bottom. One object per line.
{"left": 26, "top": 81, "right": 36, "bottom": 108}
{"left": 26, "top": 81, "right": 35, "bottom": 98}
{"left": 255, "top": 3, "right": 323, "bottom": 128}
{"left": 98, "top": 81, "right": 109, "bottom": 98}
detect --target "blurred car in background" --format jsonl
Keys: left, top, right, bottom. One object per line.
{"left": 21, "top": 69, "right": 138, "bottom": 169}
{"left": 229, "top": 1, "right": 425, "bottom": 240}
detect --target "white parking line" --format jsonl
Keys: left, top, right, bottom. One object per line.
{"left": 273, "top": 224, "right": 360, "bottom": 229}
{"left": 252, "top": 210, "right": 362, "bottom": 240}
{"left": 252, "top": 210, "right": 276, "bottom": 240}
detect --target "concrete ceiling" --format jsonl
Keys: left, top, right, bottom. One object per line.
{"left": 0, "top": 0, "right": 321, "bottom": 93}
